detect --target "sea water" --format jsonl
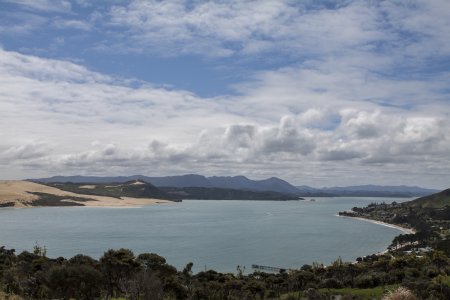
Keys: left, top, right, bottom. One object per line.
{"left": 0, "top": 197, "right": 410, "bottom": 273}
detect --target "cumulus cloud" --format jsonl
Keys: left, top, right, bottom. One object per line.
{"left": 104, "top": 0, "right": 374, "bottom": 57}
{"left": 99, "top": 0, "right": 450, "bottom": 63}
{"left": 1, "top": 141, "right": 50, "bottom": 160}
{"left": 1, "top": 1, "right": 450, "bottom": 188}
{"left": 1, "top": 46, "right": 450, "bottom": 187}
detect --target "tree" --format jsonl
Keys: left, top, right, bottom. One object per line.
{"left": 100, "top": 248, "right": 140, "bottom": 298}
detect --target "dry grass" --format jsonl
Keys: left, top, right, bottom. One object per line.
{"left": 0, "top": 291, "right": 24, "bottom": 300}
{"left": 382, "top": 287, "right": 418, "bottom": 300}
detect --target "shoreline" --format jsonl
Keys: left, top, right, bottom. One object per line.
{"left": 0, "top": 180, "right": 174, "bottom": 209}
{"left": 338, "top": 214, "right": 416, "bottom": 260}
{"left": 337, "top": 214, "right": 416, "bottom": 234}
{"left": 81, "top": 197, "right": 172, "bottom": 208}
{"left": 0, "top": 199, "right": 173, "bottom": 209}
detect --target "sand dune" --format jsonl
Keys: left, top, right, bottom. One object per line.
{"left": 0, "top": 180, "right": 171, "bottom": 208}
{"left": 79, "top": 185, "right": 96, "bottom": 189}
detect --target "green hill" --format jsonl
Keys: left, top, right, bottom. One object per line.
{"left": 408, "top": 188, "right": 450, "bottom": 208}
{"left": 160, "top": 186, "right": 298, "bottom": 200}
{"left": 42, "top": 180, "right": 179, "bottom": 201}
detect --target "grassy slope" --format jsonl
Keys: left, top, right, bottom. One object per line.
{"left": 29, "top": 192, "right": 94, "bottom": 206}
{"left": 281, "top": 285, "right": 399, "bottom": 300}
{"left": 43, "top": 181, "right": 177, "bottom": 201}
{"left": 408, "top": 188, "right": 450, "bottom": 208}
{"left": 0, "top": 291, "right": 24, "bottom": 300}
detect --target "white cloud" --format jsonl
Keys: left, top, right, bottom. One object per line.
{"left": 0, "top": 12, "right": 48, "bottom": 35}
{"left": 1, "top": 47, "right": 449, "bottom": 188}
{"left": 1, "top": 0, "right": 450, "bottom": 188}
{"left": 4, "top": 0, "right": 72, "bottom": 13}
{"left": 52, "top": 19, "right": 91, "bottom": 31}
{"left": 101, "top": 0, "right": 450, "bottom": 62}
{"left": 1, "top": 141, "right": 50, "bottom": 160}
{"left": 104, "top": 0, "right": 384, "bottom": 57}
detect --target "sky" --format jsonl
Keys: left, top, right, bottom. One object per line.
{"left": 0, "top": 0, "right": 449, "bottom": 189}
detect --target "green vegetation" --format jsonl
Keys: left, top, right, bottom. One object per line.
{"left": 408, "top": 189, "right": 450, "bottom": 208}
{"left": 28, "top": 192, "right": 94, "bottom": 206}
{"left": 41, "top": 180, "right": 298, "bottom": 201}
{"left": 43, "top": 180, "right": 180, "bottom": 202}
{"left": 161, "top": 186, "right": 298, "bottom": 200}
{"left": 281, "top": 285, "right": 399, "bottom": 300}
{"left": 339, "top": 191, "right": 450, "bottom": 255}
{"left": 0, "top": 245, "right": 449, "bottom": 299}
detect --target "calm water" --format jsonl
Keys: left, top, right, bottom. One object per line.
{"left": 0, "top": 198, "right": 409, "bottom": 273}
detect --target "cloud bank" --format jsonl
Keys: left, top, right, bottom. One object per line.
{"left": 0, "top": 0, "right": 449, "bottom": 188}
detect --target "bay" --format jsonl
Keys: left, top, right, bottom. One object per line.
{"left": 0, "top": 197, "right": 410, "bottom": 273}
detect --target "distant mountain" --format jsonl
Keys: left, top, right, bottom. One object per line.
{"left": 160, "top": 187, "right": 298, "bottom": 201}
{"left": 31, "top": 175, "right": 438, "bottom": 198}
{"left": 296, "top": 185, "right": 319, "bottom": 192}
{"left": 297, "top": 185, "right": 438, "bottom": 197}
{"left": 322, "top": 185, "right": 438, "bottom": 196}
{"left": 32, "top": 174, "right": 299, "bottom": 194}
{"left": 207, "top": 176, "right": 300, "bottom": 194}
{"left": 146, "top": 174, "right": 213, "bottom": 188}
{"left": 34, "top": 175, "right": 145, "bottom": 184}
{"left": 407, "top": 188, "right": 450, "bottom": 208}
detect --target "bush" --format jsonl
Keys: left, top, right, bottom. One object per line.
{"left": 382, "top": 287, "right": 418, "bottom": 300}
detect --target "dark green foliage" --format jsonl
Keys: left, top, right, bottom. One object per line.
{"left": 0, "top": 246, "right": 449, "bottom": 299}
{"left": 46, "top": 264, "right": 103, "bottom": 299}
{"left": 42, "top": 179, "right": 298, "bottom": 201}
{"left": 44, "top": 180, "right": 179, "bottom": 201}
{"left": 100, "top": 248, "right": 140, "bottom": 298}
{"left": 409, "top": 189, "right": 450, "bottom": 208}
{"left": 29, "top": 192, "right": 92, "bottom": 206}
{"left": 339, "top": 197, "right": 450, "bottom": 254}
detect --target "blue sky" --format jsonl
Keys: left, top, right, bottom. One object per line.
{"left": 0, "top": 0, "right": 449, "bottom": 188}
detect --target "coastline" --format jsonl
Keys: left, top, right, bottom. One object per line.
{"left": 0, "top": 180, "right": 173, "bottom": 208}
{"left": 81, "top": 197, "right": 172, "bottom": 208}
{"left": 0, "top": 199, "right": 172, "bottom": 209}
{"left": 338, "top": 214, "right": 416, "bottom": 234}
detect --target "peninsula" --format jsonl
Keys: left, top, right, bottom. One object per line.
{"left": 0, "top": 180, "right": 173, "bottom": 208}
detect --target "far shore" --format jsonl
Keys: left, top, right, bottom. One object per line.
{"left": 338, "top": 214, "right": 416, "bottom": 234}
{"left": 1, "top": 198, "right": 173, "bottom": 209}
{"left": 81, "top": 197, "right": 172, "bottom": 208}
{"left": 0, "top": 180, "right": 172, "bottom": 208}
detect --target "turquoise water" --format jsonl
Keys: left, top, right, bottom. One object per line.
{"left": 0, "top": 198, "right": 409, "bottom": 273}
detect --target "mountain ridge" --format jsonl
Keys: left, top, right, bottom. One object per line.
{"left": 32, "top": 174, "right": 300, "bottom": 194}
{"left": 31, "top": 175, "right": 438, "bottom": 197}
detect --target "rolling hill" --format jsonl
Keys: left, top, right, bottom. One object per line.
{"left": 32, "top": 174, "right": 300, "bottom": 194}
{"left": 407, "top": 188, "right": 450, "bottom": 208}
{"left": 0, "top": 180, "right": 174, "bottom": 207}
{"left": 31, "top": 174, "right": 438, "bottom": 197}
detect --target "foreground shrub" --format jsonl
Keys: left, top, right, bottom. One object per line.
{"left": 382, "top": 287, "right": 418, "bottom": 300}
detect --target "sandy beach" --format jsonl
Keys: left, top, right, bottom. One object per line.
{"left": 338, "top": 214, "right": 416, "bottom": 234}
{"left": 82, "top": 197, "right": 171, "bottom": 207}
{"left": 0, "top": 180, "right": 171, "bottom": 208}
